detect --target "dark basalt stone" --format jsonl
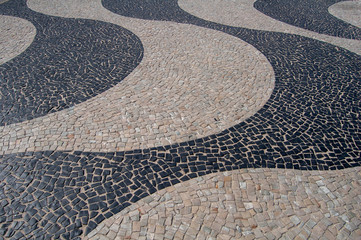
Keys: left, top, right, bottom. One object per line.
{"left": 254, "top": 0, "right": 361, "bottom": 39}
{"left": 0, "top": 0, "right": 360, "bottom": 239}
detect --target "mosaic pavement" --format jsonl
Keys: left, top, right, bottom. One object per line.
{"left": 0, "top": 0, "right": 360, "bottom": 239}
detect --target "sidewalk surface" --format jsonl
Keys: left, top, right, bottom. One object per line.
{"left": 0, "top": 0, "right": 360, "bottom": 239}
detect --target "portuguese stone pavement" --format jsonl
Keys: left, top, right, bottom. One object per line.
{"left": 0, "top": 0, "right": 360, "bottom": 239}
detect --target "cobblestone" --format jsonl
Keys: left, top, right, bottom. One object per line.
{"left": 0, "top": 15, "right": 36, "bottom": 65}
{"left": 329, "top": 0, "right": 361, "bottom": 28}
{"left": 86, "top": 168, "right": 361, "bottom": 240}
{"left": 1, "top": 0, "right": 275, "bottom": 153}
{"left": 0, "top": 0, "right": 360, "bottom": 239}
{"left": 179, "top": 0, "right": 361, "bottom": 55}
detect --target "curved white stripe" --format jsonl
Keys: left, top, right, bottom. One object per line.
{"left": 85, "top": 167, "right": 361, "bottom": 239}
{"left": 179, "top": 0, "right": 361, "bottom": 55}
{"left": 0, "top": 15, "right": 36, "bottom": 65}
{"left": 329, "top": 0, "right": 361, "bottom": 28}
{"left": 0, "top": 0, "right": 275, "bottom": 154}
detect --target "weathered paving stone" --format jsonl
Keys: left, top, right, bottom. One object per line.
{"left": 0, "top": 0, "right": 143, "bottom": 126}
{"left": 0, "top": 0, "right": 360, "bottom": 239}
{"left": 3, "top": 0, "right": 276, "bottom": 153}
{"left": 86, "top": 168, "right": 361, "bottom": 240}
{"left": 0, "top": 146, "right": 360, "bottom": 239}
{"left": 254, "top": 0, "right": 361, "bottom": 39}
{"left": 0, "top": 15, "right": 36, "bottom": 65}
{"left": 1, "top": 0, "right": 359, "bottom": 156}
{"left": 178, "top": 0, "right": 361, "bottom": 55}
{"left": 328, "top": 0, "right": 361, "bottom": 29}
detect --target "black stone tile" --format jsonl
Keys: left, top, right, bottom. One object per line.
{"left": 1, "top": 0, "right": 361, "bottom": 239}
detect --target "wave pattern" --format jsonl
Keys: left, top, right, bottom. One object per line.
{"left": 101, "top": 0, "right": 361, "bottom": 168}
{"left": 178, "top": 0, "right": 361, "bottom": 55}
{"left": 0, "top": 0, "right": 143, "bottom": 126}
{"left": 254, "top": 0, "right": 361, "bottom": 39}
{"left": 0, "top": 0, "right": 360, "bottom": 239}
{"left": 88, "top": 168, "right": 361, "bottom": 239}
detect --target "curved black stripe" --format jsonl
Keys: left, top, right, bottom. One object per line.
{"left": 101, "top": 0, "right": 361, "bottom": 169}
{"left": 0, "top": 0, "right": 143, "bottom": 126}
{"left": 102, "top": 0, "right": 200, "bottom": 22}
{"left": 0, "top": 0, "right": 360, "bottom": 239}
{"left": 254, "top": 0, "right": 361, "bottom": 40}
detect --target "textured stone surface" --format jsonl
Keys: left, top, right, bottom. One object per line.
{"left": 0, "top": 0, "right": 360, "bottom": 239}
{"left": 0, "top": 141, "right": 360, "bottom": 239}
{"left": 0, "top": 0, "right": 143, "bottom": 126}
{"left": 179, "top": 0, "right": 361, "bottom": 55}
{"left": 0, "top": 15, "right": 36, "bottom": 65}
{"left": 3, "top": 0, "right": 276, "bottom": 152}
{"left": 86, "top": 167, "right": 361, "bottom": 240}
{"left": 254, "top": 0, "right": 361, "bottom": 39}
{"left": 328, "top": 0, "right": 361, "bottom": 28}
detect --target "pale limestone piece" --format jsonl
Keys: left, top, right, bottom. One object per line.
{"left": 178, "top": 0, "right": 361, "bottom": 55}
{"left": 328, "top": 0, "right": 361, "bottom": 28}
{"left": 0, "top": 15, "right": 36, "bottom": 65}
